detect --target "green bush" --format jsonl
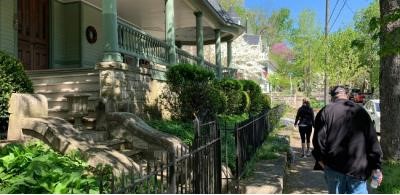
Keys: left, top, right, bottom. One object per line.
{"left": 146, "top": 120, "right": 194, "bottom": 146}
{"left": 0, "top": 51, "right": 34, "bottom": 116}
{"left": 239, "top": 80, "right": 268, "bottom": 115}
{"left": 239, "top": 91, "right": 251, "bottom": 114}
{"left": 162, "top": 64, "right": 224, "bottom": 121}
{"left": 214, "top": 78, "right": 245, "bottom": 114}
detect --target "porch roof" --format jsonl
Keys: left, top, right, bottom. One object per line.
{"left": 85, "top": 0, "right": 244, "bottom": 45}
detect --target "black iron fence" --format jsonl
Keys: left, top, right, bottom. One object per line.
{"left": 235, "top": 109, "right": 270, "bottom": 183}
{"left": 92, "top": 118, "right": 221, "bottom": 194}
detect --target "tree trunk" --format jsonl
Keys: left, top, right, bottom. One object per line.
{"left": 379, "top": 0, "right": 400, "bottom": 160}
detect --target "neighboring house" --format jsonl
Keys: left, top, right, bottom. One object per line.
{"left": 0, "top": 0, "right": 244, "bottom": 120}
{"left": 200, "top": 33, "right": 276, "bottom": 93}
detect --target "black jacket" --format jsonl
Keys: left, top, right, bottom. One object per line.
{"left": 295, "top": 105, "right": 314, "bottom": 127}
{"left": 312, "top": 99, "right": 382, "bottom": 180}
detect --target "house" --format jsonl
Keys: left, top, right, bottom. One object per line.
{"left": 0, "top": 0, "right": 244, "bottom": 119}
{"left": 187, "top": 33, "right": 276, "bottom": 93}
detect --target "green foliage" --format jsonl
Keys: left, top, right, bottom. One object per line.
{"left": 0, "top": 51, "right": 34, "bottom": 116}
{"left": 0, "top": 141, "right": 98, "bottom": 193}
{"left": 268, "top": 104, "right": 286, "bottom": 131}
{"left": 256, "top": 134, "right": 290, "bottom": 160}
{"left": 218, "top": 114, "right": 249, "bottom": 171}
{"left": 241, "top": 132, "right": 290, "bottom": 178}
{"left": 309, "top": 98, "right": 325, "bottom": 110}
{"left": 374, "top": 160, "right": 400, "bottom": 194}
{"left": 240, "top": 80, "right": 269, "bottom": 115}
{"left": 146, "top": 120, "right": 194, "bottom": 146}
{"left": 162, "top": 64, "right": 222, "bottom": 121}
{"left": 214, "top": 78, "right": 245, "bottom": 114}
{"left": 240, "top": 91, "right": 251, "bottom": 113}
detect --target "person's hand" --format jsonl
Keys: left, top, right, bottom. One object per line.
{"left": 372, "top": 169, "right": 383, "bottom": 186}
{"left": 318, "top": 161, "right": 325, "bottom": 169}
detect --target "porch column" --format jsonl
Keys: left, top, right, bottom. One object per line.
{"left": 195, "top": 11, "right": 204, "bottom": 66}
{"left": 215, "top": 29, "right": 222, "bottom": 79}
{"left": 165, "top": 0, "right": 176, "bottom": 65}
{"left": 97, "top": 0, "right": 128, "bottom": 113}
{"left": 227, "top": 40, "right": 232, "bottom": 67}
{"left": 101, "top": 0, "right": 123, "bottom": 62}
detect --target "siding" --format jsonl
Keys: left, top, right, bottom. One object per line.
{"left": 52, "top": 1, "right": 80, "bottom": 68}
{"left": 81, "top": 3, "right": 103, "bottom": 68}
{"left": 0, "top": 0, "right": 16, "bottom": 56}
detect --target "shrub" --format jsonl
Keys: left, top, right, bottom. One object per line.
{"left": 146, "top": 120, "right": 194, "bottom": 146}
{"left": 214, "top": 78, "right": 244, "bottom": 114}
{"left": 0, "top": 51, "right": 34, "bottom": 117}
{"left": 162, "top": 64, "right": 223, "bottom": 121}
{"left": 239, "top": 80, "right": 268, "bottom": 115}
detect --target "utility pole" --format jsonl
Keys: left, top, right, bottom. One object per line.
{"left": 324, "top": 0, "right": 329, "bottom": 105}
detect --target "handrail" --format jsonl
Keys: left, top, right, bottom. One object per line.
{"left": 117, "top": 20, "right": 169, "bottom": 65}
{"left": 176, "top": 48, "right": 199, "bottom": 65}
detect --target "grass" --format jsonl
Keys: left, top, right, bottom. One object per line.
{"left": 145, "top": 119, "right": 194, "bottom": 146}
{"left": 373, "top": 160, "right": 400, "bottom": 194}
{"left": 241, "top": 130, "right": 290, "bottom": 178}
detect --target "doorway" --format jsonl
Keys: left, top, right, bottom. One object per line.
{"left": 17, "top": 0, "right": 49, "bottom": 70}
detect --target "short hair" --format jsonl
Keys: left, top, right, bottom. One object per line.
{"left": 330, "top": 85, "right": 348, "bottom": 97}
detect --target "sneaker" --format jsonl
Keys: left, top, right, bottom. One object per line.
{"left": 306, "top": 150, "right": 312, "bottom": 157}
{"left": 300, "top": 153, "right": 305, "bottom": 158}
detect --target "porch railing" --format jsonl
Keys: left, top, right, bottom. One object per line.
{"left": 176, "top": 48, "right": 199, "bottom": 65}
{"left": 117, "top": 20, "right": 169, "bottom": 65}
{"left": 117, "top": 20, "right": 237, "bottom": 79}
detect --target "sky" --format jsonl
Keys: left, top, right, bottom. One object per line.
{"left": 244, "top": 0, "right": 374, "bottom": 32}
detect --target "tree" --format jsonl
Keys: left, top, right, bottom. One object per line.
{"left": 352, "top": 0, "right": 380, "bottom": 93}
{"left": 290, "top": 10, "right": 323, "bottom": 96}
{"left": 379, "top": 0, "right": 400, "bottom": 160}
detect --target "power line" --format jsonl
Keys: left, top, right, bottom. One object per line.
{"left": 345, "top": 1, "right": 355, "bottom": 14}
{"left": 328, "top": 0, "right": 340, "bottom": 23}
{"left": 329, "top": 0, "right": 347, "bottom": 33}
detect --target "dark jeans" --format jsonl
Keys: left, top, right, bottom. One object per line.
{"left": 299, "top": 125, "right": 312, "bottom": 143}
{"left": 324, "top": 166, "right": 368, "bottom": 194}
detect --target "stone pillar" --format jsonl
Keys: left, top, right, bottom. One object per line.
{"left": 195, "top": 11, "right": 204, "bottom": 66}
{"left": 215, "top": 29, "right": 222, "bottom": 79}
{"left": 97, "top": 0, "right": 128, "bottom": 113}
{"left": 165, "top": 0, "right": 176, "bottom": 65}
{"left": 101, "top": 0, "right": 123, "bottom": 62}
{"left": 227, "top": 40, "right": 232, "bottom": 68}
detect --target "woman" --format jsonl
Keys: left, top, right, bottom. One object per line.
{"left": 294, "top": 98, "right": 315, "bottom": 157}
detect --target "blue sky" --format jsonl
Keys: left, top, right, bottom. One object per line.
{"left": 244, "top": 0, "right": 374, "bottom": 32}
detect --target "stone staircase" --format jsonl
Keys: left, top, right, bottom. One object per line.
{"left": 27, "top": 68, "right": 99, "bottom": 130}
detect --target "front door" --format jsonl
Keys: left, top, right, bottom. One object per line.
{"left": 18, "top": 0, "right": 49, "bottom": 70}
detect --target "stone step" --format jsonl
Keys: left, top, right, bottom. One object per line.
{"left": 47, "top": 98, "right": 99, "bottom": 112}
{"left": 120, "top": 149, "right": 142, "bottom": 157}
{"left": 33, "top": 82, "right": 99, "bottom": 94}
{"left": 80, "top": 130, "right": 109, "bottom": 142}
{"left": 97, "top": 139, "right": 130, "bottom": 150}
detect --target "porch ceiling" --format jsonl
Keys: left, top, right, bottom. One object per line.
{"left": 85, "top": 0, "right": 242, "bottom": 44}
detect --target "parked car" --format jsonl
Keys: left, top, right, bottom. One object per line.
{"left": 350, "top": 88, "right": 367, "bottom": 104}
{"left": 364, "top": 99, "right": 380, "bottom": 134}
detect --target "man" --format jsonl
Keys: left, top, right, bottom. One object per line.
{"left": 312, "top": 86, "right": 383, "bottom": 194}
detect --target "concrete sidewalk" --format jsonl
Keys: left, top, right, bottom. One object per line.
{"left": 284, "top": 123, "right": 328, "bottom": 194}
{"left": 240, "top": 119, "right": 328, "bottom": 194}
